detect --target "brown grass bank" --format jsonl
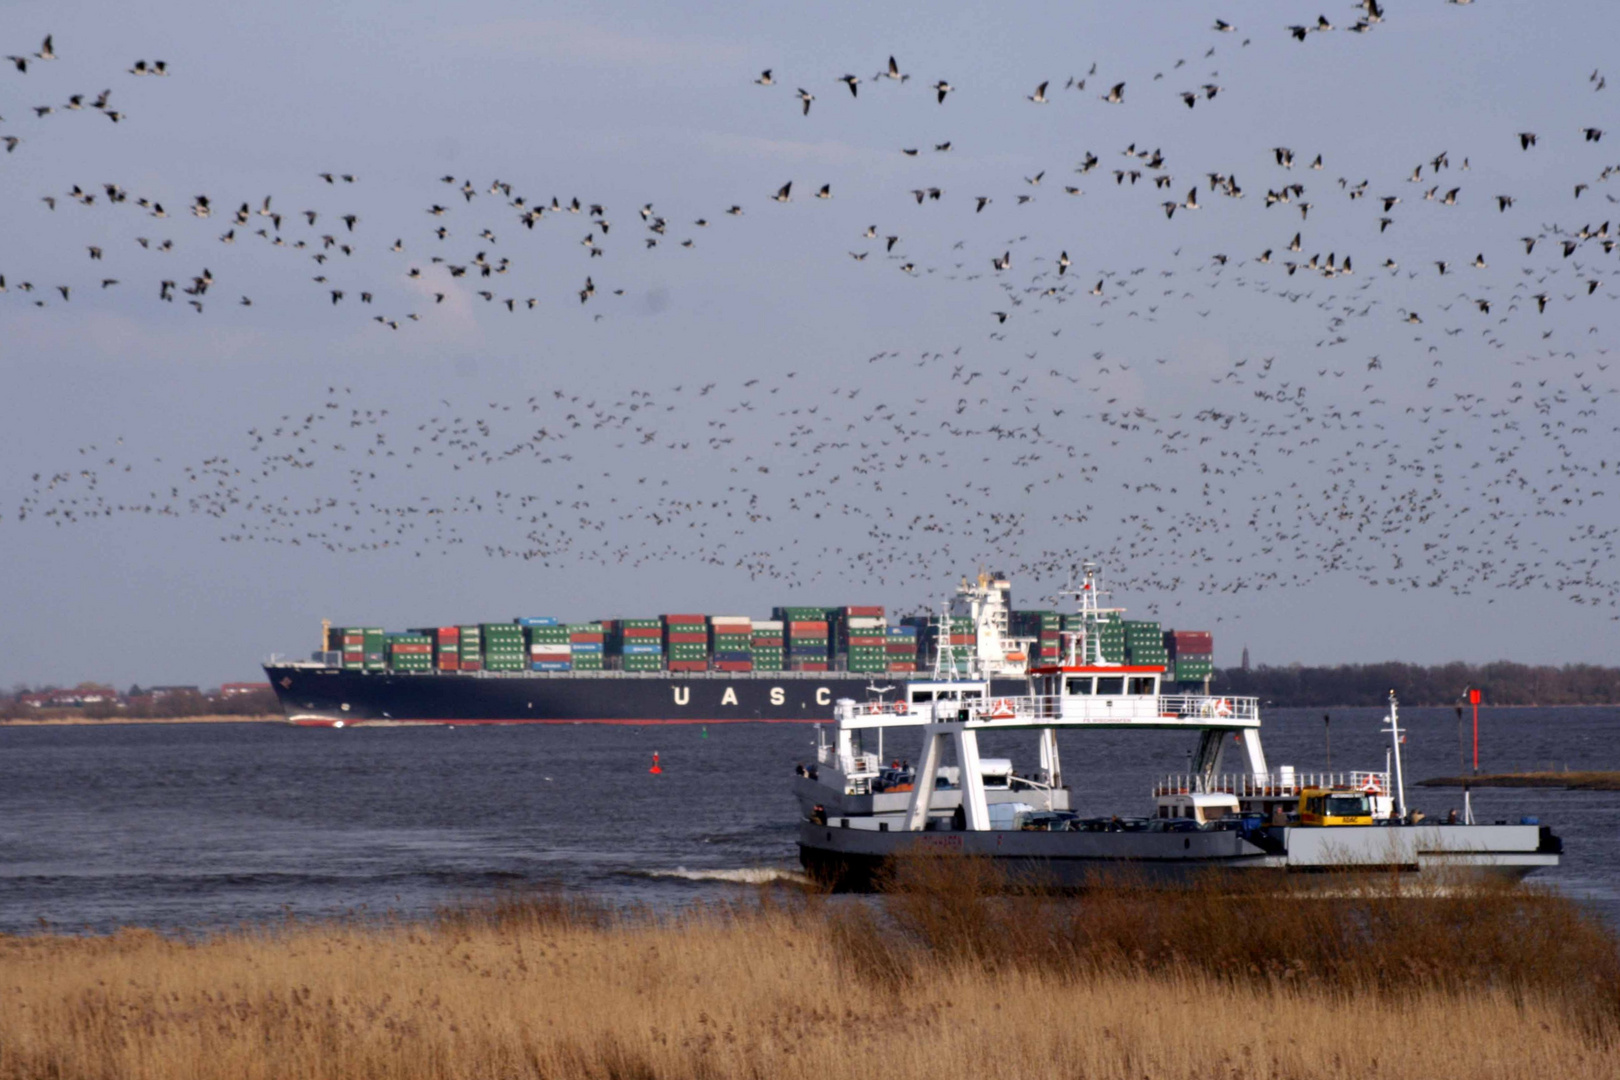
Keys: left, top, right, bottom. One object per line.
{"left": 1, "top": 872, "right": 1616, "bottom": 1080}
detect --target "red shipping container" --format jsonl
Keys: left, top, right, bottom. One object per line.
{"left": 789, "top": 621, "right": 829, "bottom": 632}
{"left": 460, "top": 660, "right": 483, "bottom": 671}
{"left": 623, "top": 626, "right": 662, "bottom": 638}
{"left": 948, "top": 634, "right": 975, "bottom": 645}
{"left": 791, "top": 661, "right": 829, "bottom": 672}
{"left": 662, "top": 615, "right": 706, "bottom": 625}
{"left": 668, "top": 660, "right": 708, "bottom": 672}
{"left": 437, "top": 657, "right": 460, "bottom": 671}
{"left": 844, "top": 606, "right": 885, "bottom": 617}
{"left": 714, "top": 661, "right": 753, "bottom": 672}
{"left": 887, "top": 662, "right": 917, "bottom": 672}
{"left": 751, "top": 637, "right": 784, "bottom": 646}
{"left": 389, "top": 644, "right": 432, "bottom": 655}
{"left": 846, "top": 635, "right": 886, "bottom": 647}
{"left": 666, "top": 632, "right": 707, "bottom": 644}
{"left": 569, "top": 632, "right": 605, "bottom": 643}
{"left": 342, "top": 651, "right": 363, "bottom": 662}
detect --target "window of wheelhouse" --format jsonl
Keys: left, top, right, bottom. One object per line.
{"left": 1128, "top": 676, "right": 1157, "bottom": 696}
{"left": 909, "top": 690, "right": 936, "bottom": 705}
{"left": 1095, "top": 676, "right": 1125, "bottom": 696}
{"left": 1064, "top": 676, "right": 1093, "bottom": 695}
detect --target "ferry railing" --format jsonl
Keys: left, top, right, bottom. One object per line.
{"left": 843, "top": 692, "right": 1261, "bottom": 726}
{"left": 1152, "top": 771, "right": 1391, "bottom": 797}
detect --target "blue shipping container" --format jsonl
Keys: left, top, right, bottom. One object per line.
{"left": 530, "top": 661, "right": 572, "bottom": 671}
{"left": 517, "top": 617, "right": 560, "bottom": 627}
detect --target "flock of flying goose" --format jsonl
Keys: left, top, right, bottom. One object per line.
{"left": 4, "top": 8, "right": 1620, "bottom": 623}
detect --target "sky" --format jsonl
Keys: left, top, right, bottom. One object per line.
{"left": 2, "top": 0, "right": 1619, "bottom": 687}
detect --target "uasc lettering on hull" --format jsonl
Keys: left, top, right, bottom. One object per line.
{"left": 669, "top": 685, "right": 830, "bottom": 708}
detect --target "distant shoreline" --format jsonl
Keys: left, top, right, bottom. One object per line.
{"left": 0, "top": 714, "right": 279, "bottom": 727}
{"left": 1418, "top": 771, "right": 1620, "bottom": 791}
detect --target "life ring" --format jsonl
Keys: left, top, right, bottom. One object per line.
{"left": 990, "top": 698, "right": 1015, "bottom": 717}
{"left": 1213, "top": 698, "right": 1233, "bottom": 718}
{"left": 1362, "top": 775, "right": 1382, "bottom": 793}
{"left": 893, "top": 700, "right": 908, "bottom": 716}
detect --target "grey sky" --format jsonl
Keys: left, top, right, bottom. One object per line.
{"left": 3, "top": 1, "right": 1618, "bottom": 687}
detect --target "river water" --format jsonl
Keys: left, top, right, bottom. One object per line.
{"left": 0, "top": 705, "right": 1615, "bottom": 934}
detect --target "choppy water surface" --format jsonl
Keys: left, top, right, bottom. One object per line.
{"left": 0, "top": 705, "right": 1615, "bottom": 933}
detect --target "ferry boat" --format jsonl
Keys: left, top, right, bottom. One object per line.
{"left": 795, "top": 563, "right": 1563, "bottom": 889}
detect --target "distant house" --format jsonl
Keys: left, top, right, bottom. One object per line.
{"left": 220, "top": 682, "right": 272, "bottom": 697}
{"left": 147, "top": 685, "right": 201, "bottom": 699}
{"left": 20, "top": 688, "right": 121, "bottom": 708}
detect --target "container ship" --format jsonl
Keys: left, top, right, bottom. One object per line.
{"left": 262, "top": 573, "right": 1216, "bottom": 726}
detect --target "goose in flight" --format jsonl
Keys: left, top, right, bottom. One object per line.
{"left": 754, "top": 69, "right": 773, "bottom": 86}
{"left": 933, "top": 80, "right": 952, "bottom": 104}
{"left": 796, "top": 88, "right": 814, "bottom": 115}
{"left": 1028, "top": 81, "right": 1049, "bottom": 103}
{"left": 839, "top": 74, "right": 860, "bottom": 97}
{"left": 1102, "top": 82, "right": 1125, "bottom": 104}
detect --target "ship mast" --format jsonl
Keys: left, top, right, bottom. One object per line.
{"left": 1059, "top": 560, "right": 1114, "bottom": 666}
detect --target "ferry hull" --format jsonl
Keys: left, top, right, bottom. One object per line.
{"left": 264, "top": 664, "right": 1027, "bottom": 725}
{"left": 797, "top": 820, "right": 1562, "bottom": 891}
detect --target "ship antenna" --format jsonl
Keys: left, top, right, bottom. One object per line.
{"left": 933, "top": 599, "right": 958, "bottom": 682}
{"left": 1058, "top": 560, "right": 1106, "bottom": 665}
{"left": 1383, "top": 690, "right": 1409, "bottom": 821}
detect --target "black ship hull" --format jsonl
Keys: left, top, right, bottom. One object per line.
{"left": 264, "top": 664, "right": 1028, "bottom": 725}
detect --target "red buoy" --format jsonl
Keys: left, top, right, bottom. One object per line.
{"left": 649, "top": 752, "right": 663, "bottom": 775}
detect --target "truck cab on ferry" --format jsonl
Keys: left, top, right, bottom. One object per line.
{"left": 1298, "top": 787, "right": 1375, "bottom": 826}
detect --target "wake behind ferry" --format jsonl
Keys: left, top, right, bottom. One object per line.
{"left": 795, "top": 563, "right": 1563, "bottom": 888}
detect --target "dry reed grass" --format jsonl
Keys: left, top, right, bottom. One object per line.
{"left": 0, "top": 874, "right": 1615, "bottom": 1080}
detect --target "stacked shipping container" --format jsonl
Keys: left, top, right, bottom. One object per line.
{"left": 777, "top": 606, "right": 831, "bottom": 672}
{"left": 839, "top": 605, "right": 887, "bottom": 674}
{"left": 614, "top": 619, "right": 665, "bottom": 671}
{"left": 386, "top": 633, "right": 434, "bottom": 672}
{"left": 886, "top": 625, "right": 918, "bottom": 672}
{"left": 710, "top": 615, "right": 753, "bottom": 672}
{"left": 481, "top": 623, "right": 526, "bottom": 671}
{"left": 663, "top": 614, "right": 708, "bottom": 672}
{"left": 751, "top": 620, "right": 785, "bottom": 672}
{"left": 1165, "top": 630, "right": 1214, "bottom": 683}
{"left": 1122, "top": 620, "right": 1168, "bottom": 667}
{"left": 521, "top": 617, "right": 571, "bottom": 672}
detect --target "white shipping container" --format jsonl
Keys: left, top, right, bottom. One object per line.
{"left": 845, "top": 617, "right": 885, "bottom": 628}
{"left": 751, "top": 620, "right": 785, "bottom": 630}
{"left": 530, "top": 645, "right": 571, "bottom": 656}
